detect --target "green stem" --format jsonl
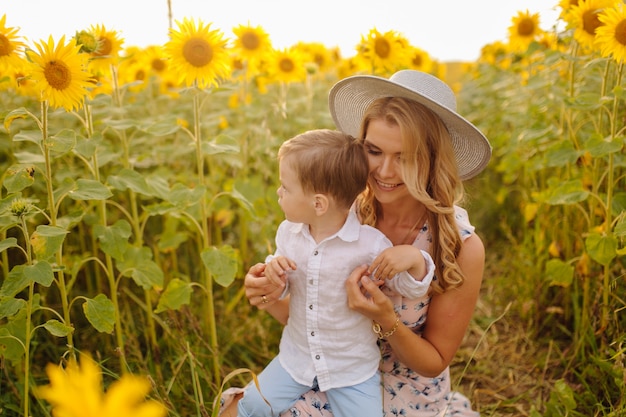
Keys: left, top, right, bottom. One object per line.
{"left": 192, "top": 88, "right": 220, "bottom": 384}
{"left": 41, "top": 100, "right": 74, "bottom": 356}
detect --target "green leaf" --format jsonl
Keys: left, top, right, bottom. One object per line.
{"left": 0, "top": 238, "right": 19, "bottom": 253}
{"left": 12, "top": 129, "right": 42, "bottom": 145}
{"left": 201, "top": 245, "right": 240, "bottom": 287}
{"left": 31, "top": 225, "right": 68, "bottom": 261}
{"left": 82, "top": 294, "right": 115, "bottom": 334}
{"left": 165, "top": 183, "right": 205, "bottom": 206}
{"left": 201, "top": 134, "right": 240, "bottom": 155}
{"left": 94, "top": 220, "right": 132, "bottom": 261}
{"left": 3, "top": 165, "right": 35, "bottom": 193}
{"left": 107, "top": 168, "right": 154, "bottom": 196}
{"left": 69, "top": 179, "right": 113, "bottom": 200}
{"left": 4, "top": 108, "right": 31, "bottom": 133}
{"left": 585, "top": 135, "right": 624, "bottom": 158}
{"left": 155, "top": 278, "right": 193, "bottom": 313}
{"left": 143, "top": 119, "right": 180, "bottom": 136}
{"left": 117, "top": 246, "right": 164, "bottom": 289}
{"left": 545, "top": 259, "right": 574, "bottom": 287}
{"left": 545, "top": 179, "right": 590, "bottom": 205}
{"left": 43, "top": 319, "right": 73, "bottom": 337}
{"left": 585, "top": 233, "right": 617, "bottom": 266}
{"left": 23, "top": 261, "right": 54, "bottom": 287}
{"left": 615, "top": 216, "right": 626, "bottom": 237}
{"left": 0, "top": 266, "right": 29, "bottom": 298}
{"left": 0, "top": 297, "right": 26, "bottom": 320}
{"left": 45, "top": 129, "right": 76, "bottom": 157}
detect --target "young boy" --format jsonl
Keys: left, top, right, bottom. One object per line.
{"left": 237, "top": 129, "right": 434, "bottom": 417}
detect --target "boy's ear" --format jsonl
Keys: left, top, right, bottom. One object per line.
{"left": 313, "top": 194, "right": 329, "bottom": 215}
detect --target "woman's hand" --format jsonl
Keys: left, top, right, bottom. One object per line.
{"left": 345, "top": 265, "right": 397, "bottom": 330}
{"left": 244, "top": 263, "right": 285, "bottom": 309}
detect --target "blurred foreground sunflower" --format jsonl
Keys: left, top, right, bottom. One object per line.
{"left": 596, "top": 3, "right": 626, "bottom": 62}
{"left": 36, "top": 354, "right": 167, "bottom": 417}
{"left": 26, "top": 35, "right": 93, "bottom": 111}
{"left": 165, "top": 17, "right": 231, "bottom": 88}
{"left": 0, "top": 14, "right": 26, "bottom": 69}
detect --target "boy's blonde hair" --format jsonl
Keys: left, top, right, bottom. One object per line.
{"left": 278, "top": 129, "right": 368, "bottom": 210}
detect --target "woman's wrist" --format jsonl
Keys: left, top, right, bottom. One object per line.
{"left": 372, "top": 312, "right": 400, "bottom": 339}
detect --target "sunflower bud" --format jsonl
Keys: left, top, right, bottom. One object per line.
{"left": 10, "top": 198, "right": 31, "bottom": 218}
{"left": 75, "top": 30, "right": 99, "bottom": 54}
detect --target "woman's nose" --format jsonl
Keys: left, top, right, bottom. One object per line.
{"left": 378, "top": 156, "right": 395, "bottom": 178}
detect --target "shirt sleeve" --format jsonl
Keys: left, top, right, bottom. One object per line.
{"left": 265, "top": 221, "right": 290, "bottom": 299}
{"left": 384, "top": 249, "right": 435, "bottom": 298}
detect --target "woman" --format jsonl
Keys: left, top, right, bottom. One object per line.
{"left": 221, "top": 70, "right": 491, "bottom": 416}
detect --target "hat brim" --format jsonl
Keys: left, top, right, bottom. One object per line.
{"left": 329, "top": 75, "right": 491, "bottom": 180}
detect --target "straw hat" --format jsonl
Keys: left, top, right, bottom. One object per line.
{"left": 329, "top": 70, "right": 491, "bottom": 180}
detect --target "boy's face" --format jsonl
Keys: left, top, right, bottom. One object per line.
{"left": 277, "top": 158, "right": 315, "bottom": 224}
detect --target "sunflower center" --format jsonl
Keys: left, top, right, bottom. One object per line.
{"left": 583, "top": 10, "right": 603, "bottom": 36}
{"left": 279, "top": 57, "right": 294, "bottom": 73}
{"left": 152, "top": 58, "right": 166, "bottom": 72}
{"left": 517, "top": 18, "right": 536, "bottom": 37}
{"left": 94, "top": 37, "right": 113, "bottom": 57}
{"left": 374, "top": 38, "right": 391, "bottom": 59}
{"left": 44, "top": 60, "right": 72, "bottom": 90}
{"left": 615, "top": 20, "right": 626, "bottom": 45}
{"left": 242, "top": 32, "right": 260, "bottom": 51}
{"left": 183, "top": 37, "right": 213, "bottom": 67}
{"left": 0, "top": 34, "right": 11, "bottom": 57}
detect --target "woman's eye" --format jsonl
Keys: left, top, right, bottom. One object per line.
{"left": 367, "top": 149, "right": 382, "bottom": 155}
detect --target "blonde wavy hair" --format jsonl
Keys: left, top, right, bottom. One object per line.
{"left": 355, "top": 97, "right": 465, "bottom": 294}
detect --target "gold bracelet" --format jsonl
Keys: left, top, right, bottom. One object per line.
{"left": 372, "top": 313, "right": 400, "bottom": 339}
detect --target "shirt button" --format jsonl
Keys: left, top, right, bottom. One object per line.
{"left": 315, "top": 355, "right": 320, "bottom": 360}
{"left": 309, "top": 304, "right": 313, "bottom": 310}
{"left": 313, "top": 250, "right": 318, "bottom": 255}
{"left": 310, "top": 331, "right": 315, "bottom": 336}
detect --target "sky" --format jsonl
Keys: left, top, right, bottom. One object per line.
{"left": 3, "top": 0, "right": 561, "bottom": 62}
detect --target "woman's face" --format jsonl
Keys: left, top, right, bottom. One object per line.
{"left": 363, "top": 118, "right": 412, "bottom": 205}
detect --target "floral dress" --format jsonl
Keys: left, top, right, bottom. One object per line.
{"left": 220, "top": 207, "right": 479, "bottom": 417}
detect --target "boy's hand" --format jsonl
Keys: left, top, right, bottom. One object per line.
{"left": 369, "top": 245, "right": 425, "bottom": 280}
{"left": 265, "top": 255, "right": 296, "bottom": 288}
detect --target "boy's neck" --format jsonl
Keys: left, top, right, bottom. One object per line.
{"left": 308, "top": 209, "right": 349, "bottom": 243}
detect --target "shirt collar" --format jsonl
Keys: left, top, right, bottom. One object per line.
{"left": 287, "top": 211, "right": 362, "bottom": 243}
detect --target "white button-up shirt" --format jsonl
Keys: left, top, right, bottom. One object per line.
{"left": 269, "top": 211, "right": 434, "bottom": 391}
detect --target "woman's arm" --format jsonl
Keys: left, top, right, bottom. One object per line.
{"left": 346, "top": 233, "right": 485, "bottom": 377}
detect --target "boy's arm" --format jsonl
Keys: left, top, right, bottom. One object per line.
{"left": 370, "top": 245, "right": 435, "bottom": 298}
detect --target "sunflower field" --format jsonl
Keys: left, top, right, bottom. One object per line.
{"left": 0, "top": 1, "right": 625, "bottom": 416}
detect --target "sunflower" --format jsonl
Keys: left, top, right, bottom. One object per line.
{"left": 26, "top": 35, "right": 94, "bottom": 111}
{"left": 265, "top": 47, "right": 307, "bottom": 84}
{"left": 559, "top": 0, "right": 582, "bottom": 20}
{"left": 507, "top": 10, "right": 544, "bottom": 53}
{"left": 85, "top": 24, "right": 124, "bottom": 74}
{"left": 0, "top": 14, "right": 26, "bottom": 69}
{"left": 406, "top": 46, "right": 435, "bottom": 74}
{"left": 232, "top": 23, "right": 272, "bottom": 67}
{"left": 165, "top": 17, "right": 231, "bottom": 89}
{"left": 36, "top": 354, "right": 167, "bottom": 417}
{"left": 596, "top": 3, "right": 626, "bottom": 62}
{"left": 357, "top": 28, "right": 410, "bottom": 75}
{"left": 569, "top": 0, "right": 617, "bottom": 52}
